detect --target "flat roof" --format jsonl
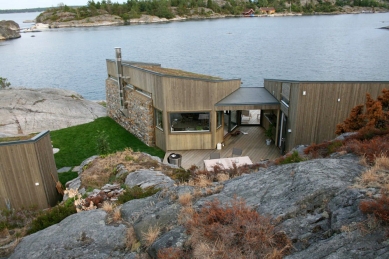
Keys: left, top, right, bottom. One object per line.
{"left": 264, "top": 79, "right": 389, "bottom": 83}
{"left": 215, "top": 87, "right": 279, "bottom": 107}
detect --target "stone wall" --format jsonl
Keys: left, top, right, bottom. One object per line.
{"left": 106, "top": 79, "right": 155, "bottom": 146}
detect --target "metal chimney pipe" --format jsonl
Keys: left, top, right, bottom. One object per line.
{"left": 115, "top": 47, "right": 124, "bottom": 109}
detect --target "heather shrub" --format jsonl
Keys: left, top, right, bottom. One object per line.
{"left": 304, "top": 140, "right": 343, "bottom": 158}
{"left": 27, "top": 202, "right": 76, "bottom": 234}
{"left": 185, "top": 197, "right": 291, "bottom": 258}
{"left": 340, "top": 134, "right": 389, "bottom": 164}
{"left": 336, "top": 89, "right": 389, "bottom": 135}
{"left": 359, "top": 191, "right": 389, "bottom": 223}
{"left": 157, "top": 247, "right": 185, "bottom": 259}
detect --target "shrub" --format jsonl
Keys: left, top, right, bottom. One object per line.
{"left": 0, "top": 77, "right": 10, "bottom": 89}
{"left": 304, "top": 140, "right": 343, "bottom": 158}
{"left": 336, "top": 89, "right": 389, "bottom": 135}
{"left": 359, "top": 191, "right": 389, "bottom": 223}
{"left": 27, "top": 202, "right": 76, "bottom": 234}
{"left": 157, "top": 247, "right": 185, "bottom": 259}
{"left": 185, "top": 197, "right": 291, "bottom": 258}
{"left": 117, "top": 186, "right": 160, "bottom": 204}
{"left": 275, "top": 151, "right": 305, "bottom": 165}
{"left": 340, "top": 134, "right": 389, "bottom": 164}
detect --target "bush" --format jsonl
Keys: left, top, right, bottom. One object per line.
{"left": 340, "top": 133, "right": 389, "bottom": 164}
{"left": 275, "top": 151, "right": 305, "bottom": 165}
{"left": 359, "top": 191, "right": 389, "bottom": 223}
{"left": 117, "top": 186, "right": 160, "bottom": 204}
{"left": 27, "top": 202, "right": 76, "bottom": 234}
{"left": 185, "top": 197, "right": 291, "bottom": 258}
{"left": 304, "top": 140, "right": 343, "bottom": 158}
{"left": 0, "top": 77, "right": 10, "bottom": 89}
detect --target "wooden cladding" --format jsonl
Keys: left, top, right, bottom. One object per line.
{"left": 0, "top": 131, "right": 59, "bottom": 210}
{"left": 281, "top": 83, "right": 291, "bottom": 101}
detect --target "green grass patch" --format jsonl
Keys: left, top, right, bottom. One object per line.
{"left": 50, "top": 117, "right": 165, "bottom": 168}
{"left": 117, "top": 186, "right": 160, "bottom": 204}
{"left": 58, "top": 171, "right": 78, "bottom": 187}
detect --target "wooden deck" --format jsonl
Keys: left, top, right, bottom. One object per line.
{"left": 164, "top": 126, "right": 281, "bottom": 169}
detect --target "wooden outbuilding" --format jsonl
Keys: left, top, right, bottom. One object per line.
{"left": 259, "top": 7, "right": 276, "bottom": 14}
{"left": 242, "top": 9, "right": 255, "bottom": 16}
{"left": 0, "top": 131, "right": 60, "bottom": 210}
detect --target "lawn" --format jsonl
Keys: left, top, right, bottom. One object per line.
{"left": 50, "top": 117, "right": 165, "bottom": 169}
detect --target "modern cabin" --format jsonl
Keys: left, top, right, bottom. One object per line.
{"left": 105, "top": 49, "right": 389, "bottom": 156}
{"left": 105, "top": 49, "right": 280, "bottom": 152}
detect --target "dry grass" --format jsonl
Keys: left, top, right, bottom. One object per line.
{"left": 355, "top": 154, "right": 389, "bottom": 189}
{"left": 142, "top": 225, "right": 161, "bottom": 247}
{"left": 188, "top": 175, "right": 212, "bottom": 187}
{"left": 80, "top": 148, "right": 174, "bottom": 189}
{"left": 216, "top": 173, "right": 229, "bottom": 182}
{"left": 361, "top": 167, "right": 379, "bottom": 185}
{"left": 185, "top": 197, "right": 292, "bottom": 259}
{"left": 102, "top": 201, "right": 114, "bottom": 213}
{"left": 178, "top": 193, "right": 192, "bottom": 206}
{"left": 126, "top": 226, "right": 140, "bottom": 251}
{"left": 112, "top": 208, "right": 122, "bottom": 222}
{"left": 178, "top": 206, "right": 195, "bottom": 225}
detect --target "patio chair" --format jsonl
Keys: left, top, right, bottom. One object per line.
{"left": 210, "top": 152, "right": 220, "bottom": 159}
{"left": 231, "top": 148, "right": 242, "bottom": 157}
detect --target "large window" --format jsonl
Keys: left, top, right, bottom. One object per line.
{"left": 217, "top": 111, "right": 223, "bottom": 129}
{"left": 170, "top": 112, "right": 210, "bottom": 132}
{"left": 155, "top": 109, "right": 163, "bottom": 130}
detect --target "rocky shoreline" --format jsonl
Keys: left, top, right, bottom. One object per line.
{"left": 0, "top": 88, "right": 106, "bottom": 137}
{"left": 37, "top": 6, "right": 388, "bottom": 29}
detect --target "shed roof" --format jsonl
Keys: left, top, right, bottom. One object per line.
{"left": 215, "top": 87, "right": 279, "bottom": 110}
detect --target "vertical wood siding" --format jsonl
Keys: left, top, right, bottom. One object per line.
{"left": 0, "top": 131, "right": 58, "bottom": 210}
{"left": 292, "top": 82, "right": 389, "bottom": 149}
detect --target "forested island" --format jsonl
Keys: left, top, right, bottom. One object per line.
{"left": 32, "top": 0, "right": 388, "bottom": 26}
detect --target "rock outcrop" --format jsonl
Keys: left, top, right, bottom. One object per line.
{"left": 9, "top": 154, "right": 389, "bottom": 258}
{"left": 0, "top": 88, "right": 106, "bottom": 137}
{"left": 0, "top": 20, "right": 20, "bottom": 40}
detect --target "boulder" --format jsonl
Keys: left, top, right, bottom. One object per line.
{"left": 9, "top": 210, "right": 129, "bottom": 259}
{"left": 0, "top": 88, "right": 106, "bottom": 136}
{"left": 0, "top": 20, "right": 20, "bottom": 40}
{"left": 125, "top": 169, "right": 175, "bottom": 189}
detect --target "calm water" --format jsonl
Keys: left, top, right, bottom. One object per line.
{"left": 1, "top": 12, "right": 389, "bottom": 100}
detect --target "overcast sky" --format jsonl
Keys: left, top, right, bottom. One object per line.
{"left": 0, "top": 0, "right": 90, "bottom": 10}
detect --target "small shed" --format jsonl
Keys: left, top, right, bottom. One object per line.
{"left": 0, "top": 131, "right": 60, "bottom": 210}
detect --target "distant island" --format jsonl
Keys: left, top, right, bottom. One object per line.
{"left": 20, "top": 0, "right": 388, "bottom": 28}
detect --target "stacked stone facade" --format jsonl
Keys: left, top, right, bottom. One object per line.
{"left": 106, "top": 79, "right": 155, "bottom": 146}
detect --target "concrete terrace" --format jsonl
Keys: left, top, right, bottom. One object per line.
{"left": 164, "top": 126, "right": 281, "bottom": 170}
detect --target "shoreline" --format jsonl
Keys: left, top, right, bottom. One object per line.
{"left": 40, "top": 9, "right": 389, "bottom": 29}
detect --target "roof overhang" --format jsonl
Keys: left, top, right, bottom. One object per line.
{"left": 215, "top": 87, "right": 280, "bottom": 111}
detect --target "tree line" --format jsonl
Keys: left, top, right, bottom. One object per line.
{"left": 37, "top": 0, "right": 389, "bottom": 22}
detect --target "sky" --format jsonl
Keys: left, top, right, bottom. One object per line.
{"left": 0, "top": 0, "right": 90, "bottom": 10}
